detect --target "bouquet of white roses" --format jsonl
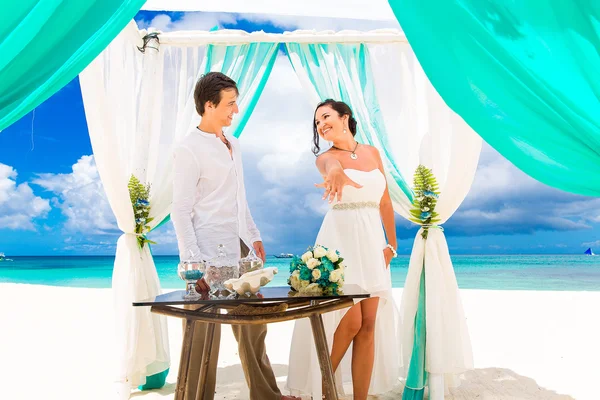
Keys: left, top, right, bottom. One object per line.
{"left": 288, "top": 245, "right": 346, "bottom": 295}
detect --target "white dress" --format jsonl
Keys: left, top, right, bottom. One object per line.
{"left": 286, "top": 169, "right": 403, "bottom": 398}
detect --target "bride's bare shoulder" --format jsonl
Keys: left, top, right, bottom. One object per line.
{"left": 315, "top": 151, "right": 340, "bottom": 174}
{"left": 315, "top": 151, "right": 336, "bottom": 165}
{"left": 361, "top": 144, "right": 380, "bottom": 154}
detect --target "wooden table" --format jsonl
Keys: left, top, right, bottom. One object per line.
{"left": 133, "top": 284, "right": 370, "bottom": 400}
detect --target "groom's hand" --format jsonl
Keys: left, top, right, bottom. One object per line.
{"left": 195, "top": 278, "right": 210, "bottom": 294}
{"left": 253, "top": 241, "right": 266, "bottom": 262}
{"left": 315, "top": 169, "right": 362, "bottom": 203}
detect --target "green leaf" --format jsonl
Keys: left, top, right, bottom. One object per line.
{"left": 409, "top": 164, "right": 442, "bottom": 236}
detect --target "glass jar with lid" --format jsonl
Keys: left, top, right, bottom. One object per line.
{"left": 238, "top": 249, "right": 264, "bottom": 276}
{"left": 177, "top": 251, "right": 206, "bottom": 300}
{"left": 205, "top": 244, "right": 239, "bottom": 295}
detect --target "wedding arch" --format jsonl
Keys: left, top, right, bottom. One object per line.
{"left": 78, "top": 18, "right": 479, "bottom": 399}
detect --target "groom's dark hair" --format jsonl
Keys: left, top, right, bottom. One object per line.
{"left": 194, "top": 72, "right": 239, "bottom": 116}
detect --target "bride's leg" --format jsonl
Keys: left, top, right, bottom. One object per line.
{"left": 330, "top": 303, "right": 362, "bottom": 373}
{"left": 351, "top": 297, "right": 379, "bottom": 400}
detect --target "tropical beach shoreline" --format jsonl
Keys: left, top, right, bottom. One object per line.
{"left": 1, "top": 283, "right": 597, "bottom": 399}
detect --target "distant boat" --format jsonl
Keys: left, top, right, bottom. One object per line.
{"left": 0, "top": 252, "right": 13, "bottom": 262}
{"left": 274, "top": 253, "right": 294, "bottom": 259}
{"left": 585, "top": 248, "right": 595, "bottom": 256}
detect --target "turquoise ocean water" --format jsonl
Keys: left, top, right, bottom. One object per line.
{"left": 1, "top": 254, "right": 600, "bottom": 291}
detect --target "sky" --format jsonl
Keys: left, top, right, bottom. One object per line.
{"left": 1, "top": 11, "right": 600, "bottom": 256}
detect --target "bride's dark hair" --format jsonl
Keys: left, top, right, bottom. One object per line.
{"left": 312, "top": 99, "right": 357, "bottom": 156}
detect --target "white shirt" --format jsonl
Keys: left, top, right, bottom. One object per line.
{"left": 171, "top": 128, "right": 261, "bottom": 261}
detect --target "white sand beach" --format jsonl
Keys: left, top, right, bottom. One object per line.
{"left": 1, "top": 283, "right": 597, "bottom": 400}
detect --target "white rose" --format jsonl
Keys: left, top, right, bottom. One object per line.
{"left": 299, "top": 279, "right": 310, "bottom": 289}
{"left": 304, "top": 283, "right": 323, "bottom": 295}
{"left": 329, "top": 269, "right": 340, "bottom": 283}
{"left": 301, "top": 251, "right": 313, "bottom": 263}
{"left": 306, "top": 258, "right": 321, "bottom": 270}
{"left": 292, "top": 270, "right": 300, "bottom": 278}
{"left": 312, "top": 269, "right": 321, "bottom": 280}
{"left": 337, "top": 262, "right": 346, "bottom": 271}
{"left": 289, "top": 273, "right": 300, "bottom": 291}
{"left": 326, "top": 249, "right": 339, "bottom": 262}
{"left": 313, "top": 246, "right": 327, "bottom": 259}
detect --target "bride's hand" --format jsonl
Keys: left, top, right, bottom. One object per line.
{"left": 315, "top": 169, "right": 363, "bottom": 203}
{"left": 383, "top": 248, "right": 394, "bottom": 268}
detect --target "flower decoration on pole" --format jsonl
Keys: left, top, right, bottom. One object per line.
{"left": 128, "top": 175, "right": 156, "bottom": 249}
{"left": 409, "top": 165, "right": 441, "bottom": 239}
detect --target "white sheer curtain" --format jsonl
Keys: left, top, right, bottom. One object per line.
{"left": 288, "top": 41, "right": 480, "bottom": 398}
{"left": 80, "top": 23, "right": 278, "bottom": 398}
{"left": 369, "top": 42, "right": 479, "bottom": 397}
{"left": 79, "top": 22, "right": 208, "bottom": 396}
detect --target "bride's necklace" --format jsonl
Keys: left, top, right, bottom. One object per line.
{"left": 332, "top": 141, "right": 359, "bottom": 160}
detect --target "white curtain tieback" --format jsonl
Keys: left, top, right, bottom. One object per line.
{"left": 421, "top": 224, "right": 444, "bottom": 231}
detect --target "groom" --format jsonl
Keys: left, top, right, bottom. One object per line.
{"left": 172, "top": 72, "right": 297, "bottom": 400}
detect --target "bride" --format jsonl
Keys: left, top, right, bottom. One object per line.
{"left": 286, "top": 100, "right": 402, "bottom": 399}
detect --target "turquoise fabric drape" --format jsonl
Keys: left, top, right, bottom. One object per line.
{"left": 388, "top": 0, "right": 600, "bottom": 196}
{"left": 403, "top": 267, "right": 427, "bottom": 400}
{"left": 204, "top": 42, "right": 279, "bottom": 138}
{"left": 286, "top": 43, "right": 413, "bottom": 203}
{"left": 0, "top": 0, "right": 146, "bottom": 131}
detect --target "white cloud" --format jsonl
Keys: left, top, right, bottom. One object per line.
{"left": 449, "top": 143, "right": 600, "bottom": 235}
{"left": 304, "top": 193, "right": 330, "bottom": 216}
{"left": 32, "top": 156, "right": 118, "bottom": 235}
{"left": 239, "top": 13, "right": 401, "bottom": 32}
{"left": 234, "top": 54, "right": 335, "bottom": 245}
{"left": 137, "top": 11, "right": 400, "bottom": 34}
{"left": 138, "top": 12, "right": 237, "bottom": 32}
{"left": 582, "top": 240, "right": 600, "bottom": 248}
{"left": 0, "top": 163, "right": 50, "bottom": 230}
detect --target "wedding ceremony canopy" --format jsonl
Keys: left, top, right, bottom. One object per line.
{"left": 77, "top": 17, "right": 480, "bottom": 397}
{"left": 3, "top": 2, "right": 600, "bottom": 400}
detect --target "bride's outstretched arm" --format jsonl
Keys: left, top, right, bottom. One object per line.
{"left": 373, "top": 148, "right": 397, "bottom": 267}
{"left": 314, "top": 153, "right": 362, "bottom": 203}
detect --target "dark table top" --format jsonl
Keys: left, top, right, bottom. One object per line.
{"left": 133, "top": 284, "right": 370, "bottom": 307}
